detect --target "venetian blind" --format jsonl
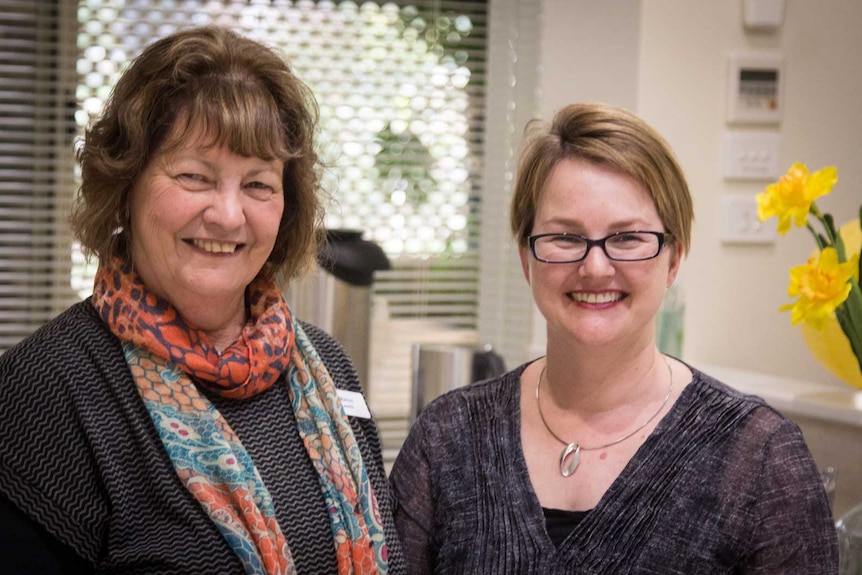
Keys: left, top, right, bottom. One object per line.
{"left": 0, "top": 0, "right": 79, "bottom": 353}
{"left": 71, "top": 0, "right": 489, "bottom": 320}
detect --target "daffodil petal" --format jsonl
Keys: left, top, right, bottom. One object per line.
{"left": 806, "top": 166, "right": 838, "bottom": 201}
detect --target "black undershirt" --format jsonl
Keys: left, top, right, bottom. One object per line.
{"left": 542, "top": 507, "right": 590, "bottom": 547}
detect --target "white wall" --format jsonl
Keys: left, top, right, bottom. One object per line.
{"left": 539, "top": 0, "right": 862, "bottom": 386}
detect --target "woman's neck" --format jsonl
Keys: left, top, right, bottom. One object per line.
{"left": 542, "top": 339, "right": 665, "bottom": 415}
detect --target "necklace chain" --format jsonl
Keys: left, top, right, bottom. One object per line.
{"left": 535, "top": 357, "right": 673, "bottom": 477}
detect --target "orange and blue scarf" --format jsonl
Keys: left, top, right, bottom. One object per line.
{"left": 92, "top": 260, "right": 388, "bottom": 575}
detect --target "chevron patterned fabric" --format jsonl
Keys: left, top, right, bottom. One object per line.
{"left": 0, "top": 301, "right": 405, "bottom": 574}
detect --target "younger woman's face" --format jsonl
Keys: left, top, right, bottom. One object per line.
{"left": 520, "top": 157, "right": 681, "bottom": 351}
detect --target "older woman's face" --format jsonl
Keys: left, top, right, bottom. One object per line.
{"left": 127, "top": 136, "right": 284, "bottom": 313}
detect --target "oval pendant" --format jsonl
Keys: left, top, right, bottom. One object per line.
{"left": 560, "top": 443, "right": 581, "bottom": 477}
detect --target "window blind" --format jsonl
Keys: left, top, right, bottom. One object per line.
{"left": 0, "top": 0, "right": 79, "bottom": 353}
{"left": 477, "top": 0, "right": 541, "bottom": 366}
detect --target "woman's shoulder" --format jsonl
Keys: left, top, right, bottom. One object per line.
{"left": 0, "top": 301, "right": 123, "bottom": 553}
{"left": 0, "top": 300, "right": 124, "bottom": 392}
{"left": 442, "top": 364, "right": 523, "bottom": 402}
{"left": 688, "top": 366, "right": 775, "bottom": 411}
{"left": 0, "top": 298, "right": 126, "bottom": 419}
{"left": 0, "top": 299, "right": 132, "bottom": 466}
{"left": 1, "top": 299, "right": 115, "bottom": 366}
{"left": 681, "top": 365, "right": 803, "bottom": 441}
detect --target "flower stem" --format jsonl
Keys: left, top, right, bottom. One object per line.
{"left": 810, "top": 203, "right": 835, "bottom": 238}
{"left": 806, "top": 222, "right": 828, "bottom": 250}
{"left": 858, "top": 209, "right": 862, "bottom": 281}
{"left": 824, "top": 213, "right": 848, "bottom": 262}
{"left": 810, "top": 203, "right": 849, "bottom": 262}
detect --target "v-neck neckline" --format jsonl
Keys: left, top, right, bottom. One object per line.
{"left": 506, "top": 361, "right": 702, "bottom": 558}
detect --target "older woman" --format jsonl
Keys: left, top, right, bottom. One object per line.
{"left": 390, "top": 102, "right": 838, "bottom": 573}
{"left": 0, "top": 26, "right": 403, "bottom": 574}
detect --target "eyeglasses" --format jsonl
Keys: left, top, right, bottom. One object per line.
{"left": 528, "top": 231, "right": 671, "bottom": 263}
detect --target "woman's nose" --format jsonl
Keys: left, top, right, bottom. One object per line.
{"left": 578, "top": 244, "right": 615, "bottom": 277}
{"left": 204, "top": 187, "right": 245, "bottom": 228}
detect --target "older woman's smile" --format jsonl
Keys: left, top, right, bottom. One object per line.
{"left": 189, "top": 238, "right": 243, "bottom": 254}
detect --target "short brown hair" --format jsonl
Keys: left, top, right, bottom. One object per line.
{"left": 510, "top": 102, "right": 693, "bottom": 254}
{"left": 71, "top": 25, "right": 323, "bottom": 281}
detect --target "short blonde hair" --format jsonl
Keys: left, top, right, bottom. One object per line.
{"left": 510, "top": 102, "right": 693, "bottom": 254}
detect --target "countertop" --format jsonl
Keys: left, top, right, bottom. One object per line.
{"left": 700, "top": 363, "right": 862, "bottom": 428}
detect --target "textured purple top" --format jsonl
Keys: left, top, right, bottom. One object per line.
{"left": 391, "top": 362, "right": 838, "bottom": 574}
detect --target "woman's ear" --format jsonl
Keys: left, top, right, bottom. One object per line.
{"left": 666, "top": 242, "right": 683, "bottom": 287}
{"left": 519, "top": 244, "right": 531, "bottom": 285}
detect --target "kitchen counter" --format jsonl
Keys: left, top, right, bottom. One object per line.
{"left": 700, "top": 363, "right": 862, "bottom": 428}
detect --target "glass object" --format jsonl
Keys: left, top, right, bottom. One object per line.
{"left": 657, "top": 283, "right": 685, "bottom": 358}
{"left": 821, "top": 466, "right": 838, "bottom": 512}
{"left": 837, "top": 501, "right": 862, "bottom": 575}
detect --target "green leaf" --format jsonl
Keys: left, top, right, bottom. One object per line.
{"left": 832, "top": 233, "right": 848, "bottom": 263}
{"left": 808, "top": 222, "right": 829, "bottom": 250}
{"left": 837, "top": 280, "right": 862, "bottom": 375}
{"left": 823, "top": 212, "right": 840, "bottom": 246}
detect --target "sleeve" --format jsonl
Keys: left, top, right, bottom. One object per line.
{"left": 0, "top": 495, "right": 90, "bottom": 575}
{"left": 0, "top": 322, "right": 107, "bottom": 567}
{"left": 745, "top": 417, "right": 839, "bottom": 573}
{"left": 389, "top": 416, "right": 435, "bottom": 575}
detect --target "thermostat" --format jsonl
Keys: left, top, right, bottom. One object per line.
{"left": 726, "top": 52, "right": 784, "bottom": 125}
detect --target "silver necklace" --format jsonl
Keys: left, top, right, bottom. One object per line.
{"left": 535, "top": 358, "right": 673, "bottom": 477}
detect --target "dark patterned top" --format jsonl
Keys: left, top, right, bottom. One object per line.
{"left": 391, "top": 363, "right": 839, "bottom": 574}
{"left": 0, "top": 300, "right": 405, "bottom": 575}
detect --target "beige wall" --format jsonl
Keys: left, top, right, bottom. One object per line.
{"left": 539, "top": 0, "right": 862, "bottom": 387}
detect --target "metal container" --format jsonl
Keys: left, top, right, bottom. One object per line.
{"left": 286, "top": 229, "right": 390, "bottom": 397}
{"left": 410, "top": 343, "right": 505, "bottom": 424}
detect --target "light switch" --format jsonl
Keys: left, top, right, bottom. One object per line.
{"left": 744, "top": 0, "right": 786, "bottom": 30}
{"left": 720, "top": 194, "right": 776, "bottom": 245}
{"left": 723, "top": 130, "right": 780, "bottom": 181}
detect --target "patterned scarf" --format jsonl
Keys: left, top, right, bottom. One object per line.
{"left": 92, "top": 259, "right": 389, "bottom": 575}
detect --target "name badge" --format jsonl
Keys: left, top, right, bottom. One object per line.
{"left": 336, "top": 389, "right": 372, "bottom": 419}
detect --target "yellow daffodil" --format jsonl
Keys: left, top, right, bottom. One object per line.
{"left": 781, "top": 247, "right": 858, "bottom": 329}
{"left": 761, "top": 161, "right": 862, "bottom": 387}
{"left": 757, "top": 162, "right": 837, "bottom": 234}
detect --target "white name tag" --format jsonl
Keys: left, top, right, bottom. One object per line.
{"left": 336, "top": 389, "right": 372, "bottom": 419}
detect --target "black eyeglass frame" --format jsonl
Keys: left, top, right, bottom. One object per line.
{"left": 527, "top": 230, "right": 672, "bottom": 263}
